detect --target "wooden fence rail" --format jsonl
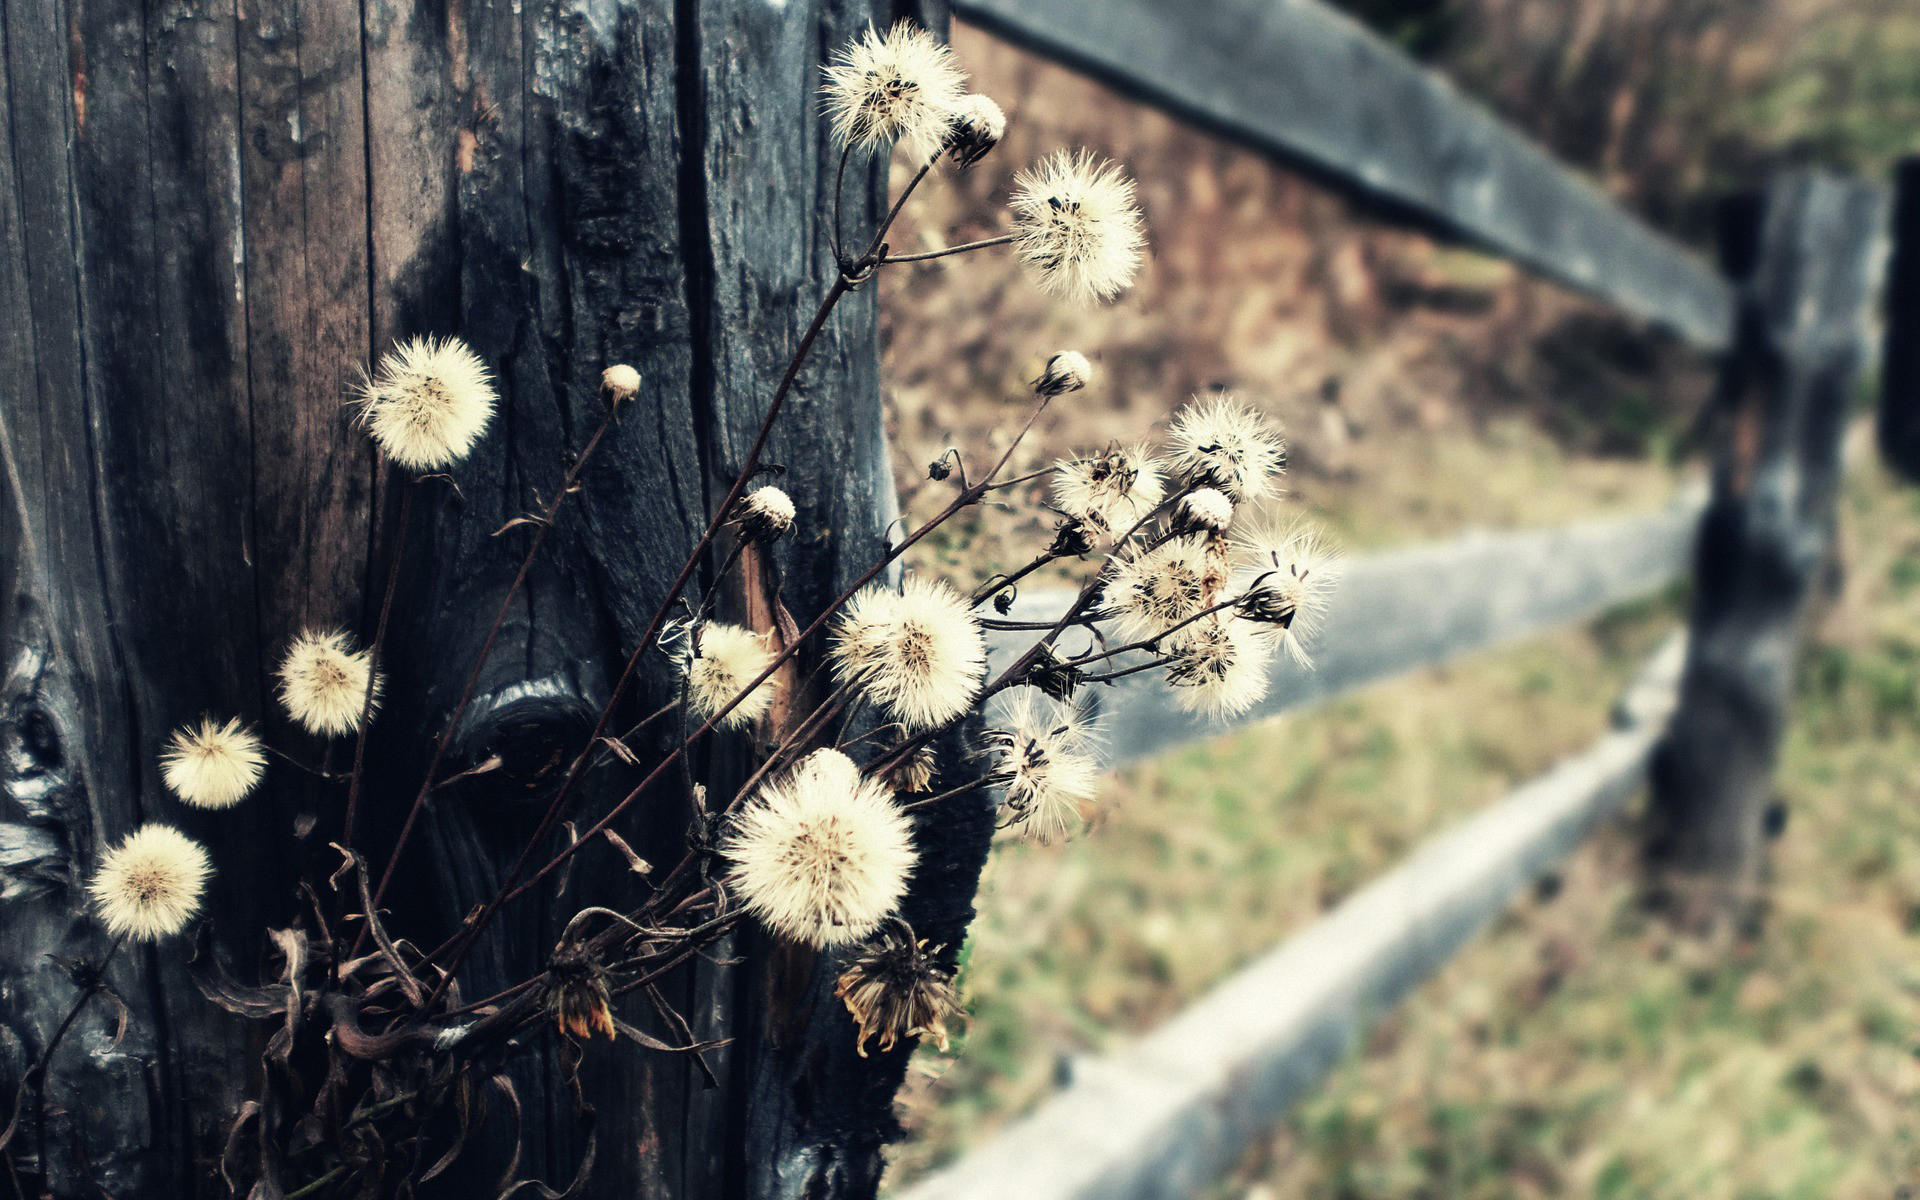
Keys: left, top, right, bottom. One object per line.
{"left": 899, "top": 635, "right": 1686, "bottom": 1200}
{"left": 951, "top": 0, "right": 1735, "bottom": 349}
{"left": 992, "top": 491, "right": 1704, "bottom": 767}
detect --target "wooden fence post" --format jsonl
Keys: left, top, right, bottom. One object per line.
{"left": 1879, "top": 157, "right": 1920, "bottom": 479}
{"left": 0, "top": 2, "right": 976, "bottom": 1197}
{"left": 1649, "top": 173, "right": 1886, "bottom": 905}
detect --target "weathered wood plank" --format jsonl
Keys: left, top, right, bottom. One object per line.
{"left": 992, "top": 492, "right": 1703, "bottom": 768}
{"left": 1650, "top": 174, "right": 1887, "bottom": 891}
{"left": 896, "top": 635, "right": 1686, "bottom": 1200}
{"left": 951, "top": 0, "right": 1735, "bottom": 350}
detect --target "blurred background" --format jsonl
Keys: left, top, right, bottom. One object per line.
{"left": 878, "top": 2, "right": 1920, "bottom": 1196}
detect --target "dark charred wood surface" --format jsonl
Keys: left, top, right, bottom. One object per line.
{"left": 1650, "top": 174, "right": 1886, "bottom": 888}
{"left": 0, "top": 1, "right": 969, "bottom": 1196}
{"left": 953, "top": 0, "right": 1735, "bottom": 350}
{"left": 1879, "top": 157, "right": 1920, "bottom": 480}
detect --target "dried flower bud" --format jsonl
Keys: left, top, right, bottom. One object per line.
{"left": 927, "top": 457, "right": 953, "bottom": 482}
{"left": 885, "top": 745, "right": 938, "bottom": 795}
{"left": 736, "top": 486, "right": 796, "bottom": 543}
{"left": 943, "top": 94, "right": 1005, "bottom": 168}
{"left": 1033, "top": 350, "right": 1092, "bottom": 397}
{"left": 1047, "top": 518, "right": 1096, "bottom": 559}
{"left": 601, "top": 364, "right": 641, "bottom": 405}
{"left": 548, "top": 947, "right": 617, "bottom": 1040}
{"left": 1022, "top": 643, "right": 1086, "bottom": 703}
{"left": 835, "top": 921, "right": 963, "bottom": 1056}
{"left": 1173, "top": 487, "right": 1235, "bottom": 536}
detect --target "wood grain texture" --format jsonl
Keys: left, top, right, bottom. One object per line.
{"left": 952, "top": 0, "right": 1735, "bottom": 350}
{"left": 0, "top": 1, "right": 965, "bottom": 1195}
{"left": 900, "top": 635, "right": 1686, "bottom": 1200}
{"left": 1651, "top": 174, "right": 1887, "bottom": 886}
{"left": 991, "top": 493, "right": 1704, "bottom": 769}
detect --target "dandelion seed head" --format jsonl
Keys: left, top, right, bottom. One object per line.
{"left": 943, "top": 93, "right": 1005, "bottom": 168}
{"left": 1050, "top": 444, "right": 1163, "bottom": 537}
{"left": 722, "top": 749, "right": 916, "bottom": 948}
{"left": 160, "top": 717, "right": 266, "bottom": 810}
{"left": 1167, "top": 392, "right": 1287, "bottom": 501}
{"left": 683, "top": 623, "right": 780, "bottom": 729}
{"left": 356, "top": 336, "right": 497, "bottom": 472}
{"left": 830, "top": 577, "right": 984, "bottom": 730}
{"left": 823, "top": 22, "right": 966, "bottom": 164}
{"left": 738, "top": 486, "right": 797, "bottom": 543}
{"left": 1010, "top": 150, "right": 1145, "bottom": 304}
{"left": 1234, "top": 522, "right": 1339, "bottom": 667}
{"left": 601, "top": 364, "right": 642, "bottom": 404}
{"left": 1033, "top": 350, "right": 1092, "bottom": 397}
{"left": 89, "top": 824, "right": 211, "bottom": 942}
{"left": 989, "top": 690, "right": 1101, "bottom": 844}
{"left": 1176, "top": 487, "right": 1235, "bottom": 535}
{"left": 1107, "top": 536, "right": 1231, "bottom": 642}
{"left": 277, "top": 629, "right": 382, "bottom": 737}
{"left": 835, "top": 921, "right": 964, "bottom": 1055}
{"left": 1165, "top": 618, "right": 1272, "bottom": 719}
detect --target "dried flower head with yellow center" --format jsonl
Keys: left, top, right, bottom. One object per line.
{"left": 160, "top": 716, "right": 266, "bottom": 810}
{"left": 988, "top": 690, "right": 1101, "bottom": 844}
{"left": 277, "top": 629, "right": 383, "bottom": 737}
{"left": 89, "top": 824, "right": 212, "bottom": 942}
{"left": 1051, "top": 444, "right": 1163, "bottom": 537}
{"left": 1106, "top": 536, "right": 1231, "bottom": 643}
{"left": 1167, "top": 392, "right": 1288, "bottom": 501}
{"left": 683, "top": 622, "right": 779, "bottom": 730}
{"left": 1010, "top": 150, "right": 1145, "bottom": 304}
{"left": 835, "top": 921, "right": 963, "bottom": 1056}
{"left": 722, "top": 749, "right": 916, "bottom": 948}
{"left": 823, "top": 21, "right": 967, "bottom": 165}
{"left": 831, "top": 576, "right": 984, "bottom": 730}
{"left": 356, "top": 335, "right": 498, "bottom": 472}
{"left": 1235, "top": 521, "right": 1339, "bottom": 668}
{"left": 1165, "top": 618, "right": 1272, "bottom": 719}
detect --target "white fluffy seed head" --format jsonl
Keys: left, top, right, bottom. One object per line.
{"left": 277, "top": 629, "right": 382, "bottom": 737}
{"left": 1165, "top": 619, "right": 1272, "bottom": 719}
{"left": 1050, "top": 444, "right": 1164, "bottom": 537}
{"left": 160, "top": 717, "right": 266, "bottom": 810}
{"left": 989, "top": 690, "right": 1101, "bottom": 844}
{"left": 823, "top": 22, "right": 967, "bottom": 165}
{"left": 89, "top": 824, "right": 212, "bottom": 942}
{"left": 830, "top": 577, "right": 985, "bottom": 730}
{"left": 1235, "top": 522, "right": 1340, "bottom": 667}
{"left": 1106, "top": 536, "right": 1231, "bottom": 643}
{"left": 356, "top": 336, "right": 498, "bottom": 472}
{"left": 943, "top": 93, "right": 1006, "bottom": 168}
{"left": 601, "top": 364, "right": 642, "bottom": 404}
{"left": 683, "top": 623, "right": 780, "bottom": 729}
{"left": 1034, "top": 350, "right": 1093, "bottom": 397}
{"left": 722, "top": 749, "right": 916, "bottom": 948}
{"left": 738, "top": 486, "right": 797, "bottom": 542}
{"left": 1176, "top": 487, "right": 1236, "bottom": 534}
{"left": 1167, "top": 392, "right": 1288, "bottom": 501}
{"left": 1010, "top": 150, "right": 1145, "bottom": 304}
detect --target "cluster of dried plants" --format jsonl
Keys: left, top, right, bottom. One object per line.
{"left": 2, "top": 22, "right": 1334, "bottom": 1199}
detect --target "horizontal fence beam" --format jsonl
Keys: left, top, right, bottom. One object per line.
{"left": 953, "top": 0, "right": 1735, "bottom": 350}
{"left": 991, "top": 490, "right": 1704, "bottom": 768}
{"left": 897, "top": 634, "right": 1687, "bottom": 1200}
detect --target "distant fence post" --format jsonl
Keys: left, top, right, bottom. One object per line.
{"left": 1649, "top": 173, "right": 1886, "bottom": 904}
{"left": 1879, "top": 157, "right": 1920, "bottom": 479}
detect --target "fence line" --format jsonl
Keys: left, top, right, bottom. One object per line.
{"left": 952, "top": 0, "right": 1734, "bottom": 349}
{"left": 990, "top": 489, "right": 1703, "bottom": 767}
{"left": 898, "top": 634, "right": 1686, "bottom": 1200}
